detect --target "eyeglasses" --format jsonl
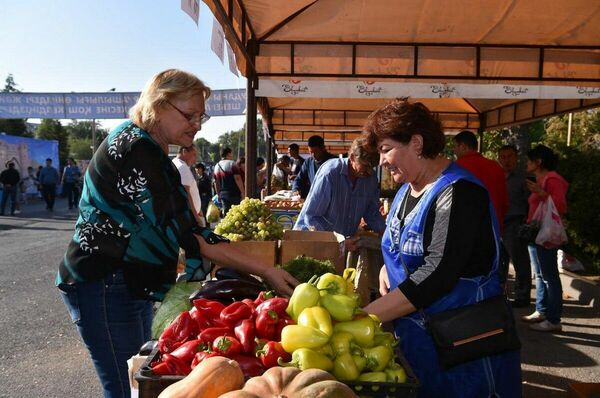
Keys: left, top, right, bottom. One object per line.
{"left": 167, "top": 101, "right": 210, "bottom": 126}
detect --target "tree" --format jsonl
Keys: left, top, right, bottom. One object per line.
{"left": 36, "top": 119, "right": 70, "bottom": 166}
{"left": 0, "top": 74, "right": 30, "bottom": 137}
{"left": 194, "top": 137, "right": 220, "bottom": 163}
{"left": 65, "top": 120, "right": 108, "bottom": 146}
{"left": 69, "top": 137, "right": 93, "bottom": 160}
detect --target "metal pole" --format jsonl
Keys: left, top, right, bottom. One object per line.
{"left": 567, "top": 113, "right": 573, "bottom": 147}
{"left": 92, "top": 119, "right": 96, "bottom": 154}
{"left": 245, "top": 41, "right": 258, "bottom": 198}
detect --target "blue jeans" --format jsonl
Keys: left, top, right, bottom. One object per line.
{"left": 528, "top": 244, "right": 562, "bottom": 324}
{"left": 1, "top": 185, "right": 17, "bottom": 214}
{"left": 58, "top": 271, "right": 153, "bottom": 398}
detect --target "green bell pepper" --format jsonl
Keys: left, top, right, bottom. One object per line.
{"left": 286, "top": 275, "right": 321, "bottom": 321}
{"left": 352, "top": 354, "right": 367, "bottom": 373}
{"left": 278, "top": 348, "right": 333, "bottom": 371}
{"left": 333, "top": 315, "right": 377, "bottom": 347}
{"left": 333, "top": 352, "right": 360, "bottom": 381}
{"left": 320, "top": 293, "right": 358, "bottom": 322}
{"left": 280, "top": 325, "right": 329, "bottom": 353}
{"left": 385, "top": 361, "right": 408, "bottom": 383}
{"left": 330, "top": 331, "right": 363, "bottom": 356}
{"left": 297, "top": 306, "right": 333, "bottom": 337}
{"left": 316, "top": 272, "right": 347, "bottom": 296}
{"left": 373, "top": 331, "right": 398, "bottom": 349}
{"left": 364, "top": 345, "right": 393, "bottom": 372}
{"left": 358, "top": 372, "right": 388, "bottom": 382}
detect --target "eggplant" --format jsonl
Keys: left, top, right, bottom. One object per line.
{"left": 189, "top": 278, "right": 265, "bottom": 304}
{"left": 214, "top": 267, "right": 263, "bottom": 284}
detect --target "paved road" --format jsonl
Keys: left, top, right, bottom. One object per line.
{"left": 0, "top": 198, "right": 598, "bottom": 397}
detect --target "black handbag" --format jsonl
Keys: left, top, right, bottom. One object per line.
{"left": 424, "top": 295, "right": 521, "bottom": 369}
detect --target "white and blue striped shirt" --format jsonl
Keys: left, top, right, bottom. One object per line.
{"left": 294, "top": 157, "right": 385, "bottom": 237}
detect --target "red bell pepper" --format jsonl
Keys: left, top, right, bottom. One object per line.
{"left": 255, "top": 309, "right": 279, "bottom": 340}
{"left": 257, "top": 341, "right": 291, "bottom": 368}
{"left": 255, "top": 297, "right": 289, "bottom": 318}
{"left": 230, "top": 354, "right": 265, "bottom": 378}
{"left": 242, "top": 298, "right": 257, "bottom": 312}
{"left": 152, "top": 353, "right": 191, "bottom": 376}
{"left": 188, "top": 307, "right": 212, "bottom": 330}
{"left": 234, "top": 319, "right": 256, "bottom": 355}
{"left": 170, "top": 339, "right": 205, "bottom": 364}
{"left": 158, "top": 311, "right": 198, "bottom": 353}
{"left": 190, "top": 350, "right": 220, "bottom": 369}
{"left": 193, "top": 298, "right": 225, "bottom": 315}
{"left": 198, "top": 326, "right": 234, "bottom": 345}
{"left": 220, "top": 301, "right": 254, "bottom": 327}
{"left": 274, "top": 315, "right": 295, "bottom": 341}
{"left": 212, "top": 335, "right": 243, "bottom": 357}
{"left": 254, "top": 290, "right": 274, "bottom": 306}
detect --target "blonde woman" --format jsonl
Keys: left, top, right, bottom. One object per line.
{"left": 56, "top": 69, "right": 297, "bottom": 397}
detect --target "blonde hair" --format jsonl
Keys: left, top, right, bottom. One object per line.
{"left": 129, "top": 69, "right": 211, "bottom": 131}
{"left": 349, "top": 137, "right": 378, "bottom": 168}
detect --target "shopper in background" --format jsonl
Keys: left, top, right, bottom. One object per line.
{"left": 39, "top": 158, "right": 59, "bottom": 211}
{"left": 0, "top": 162, "right": 21, "bottom": 216}
{"left": 21, "top": 166, "right": 39, "bottom": 203}
{"left": 287, "top": 142, "right": 305, "bottom": 181}
{"left": 271, "top": 155, "right": 291, "bottom": 192}
{"left": 56, "top": 69, "right": 297, "bottom": 398}
{"left": 294, "top": 137, "right": 385, "bottom": 251}
{"left": 362, "top": 99, "right": 521, "bottom": 397}
{"left": 236, "top": 156, "right": 246, "bottom": 184}
{"left": 214, "top": 148, "right": 245, "bottom": 216}
{"left": 521, "top": 145, "right": 569, "bottom": 332}
{"left": 498, "top": 145, "right": 531, "bottom": 308}
{"left": 194, "top": 162, "right": 212, "bottom": 218}
{"left": 291, "top": 135, "right": 336, "bottom": 198}
{"left": 256, "top": 157, "right": 267, "bottom": 195}
{"left": 173, "top": 145, "right": 204, "bottom": 226}
{"left": 61, "top": 157, "right": 81, "bottom": 210}
{"left": 453, "top": 130, "right": 508, "bottom": 232}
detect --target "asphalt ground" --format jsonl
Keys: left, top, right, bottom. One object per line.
{"left": 0, "top": 197, "right": 598, "bottom": 397}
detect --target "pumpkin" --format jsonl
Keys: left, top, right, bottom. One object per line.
{"left": 218, "top": 366, "right": 358, "bottom": 398}
{"left": 157, "top": 356, "right": 244, "bottom": 398}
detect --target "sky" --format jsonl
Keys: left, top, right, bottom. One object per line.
{"left": 0, "top": 0, "right": 247, "bottom": 142}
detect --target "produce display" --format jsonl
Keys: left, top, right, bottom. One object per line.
{"left": 149, "top": 269, "right": 408, "bottom": 396}
{"left": 214, "top": 198, "right": 284, "bottom": 241}
{"left": 265, "top": 199, "right": 304, "bottom": 210}
{"left": 279, "top": 269, "right": 407, "bottom": 383}
{"left": 279, "top": 255, "right": 336, "bottom": 283}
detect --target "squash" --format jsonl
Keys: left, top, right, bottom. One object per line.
{"left": 218, "top": 366, "right": 358, "bottom": 398}
{"left": 158, "top": 356, "right": 244, "bottom": 398}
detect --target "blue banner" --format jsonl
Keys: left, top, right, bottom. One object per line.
{"left": 0, "top": 89, "right": 246, "bottom": 119}
{"left": 0, "top": 134, "right": 59, "bottom": 175}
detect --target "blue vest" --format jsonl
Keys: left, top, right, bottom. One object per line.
{"left": 382, "top": 163, "right": 521, "bottom": 398}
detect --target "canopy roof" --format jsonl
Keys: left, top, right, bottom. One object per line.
{"left": 205, "top": 0, "right": 600, "bottom": 153}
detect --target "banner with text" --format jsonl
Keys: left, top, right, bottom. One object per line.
{"left": 0, "top": 89, "right": 246, "bottom": 119}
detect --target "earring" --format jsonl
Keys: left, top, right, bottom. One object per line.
{"left": 417, "top": 154, "right": 422, "bottom": 159}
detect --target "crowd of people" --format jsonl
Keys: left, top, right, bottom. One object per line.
{"left": 0, "top": 157, "right": 81, "bottom": 215}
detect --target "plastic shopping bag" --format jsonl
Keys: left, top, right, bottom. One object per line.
{"left": 206, "top": 202, "right": 220, "bottom": 223}
{"left": 533, "top": 196, "right": 568, "bottom": 248}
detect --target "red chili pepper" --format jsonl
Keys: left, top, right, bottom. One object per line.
{"left": 198, "top": 327, "right": 234, "bottom": 345}
{"left": 158, "top": 311, "right": 198, "bottom": 353}
{"left": 170, "top": 339, "right": 205, "bottom": 364}
{"left": 230, "top": 354, "right": 265, "bottom": 378}
{"left": 234, "top": 319, "right": 256, "bottom": 355}
{"left": 190, "top": 350, "right": 220, "bottom": 369}
{"left": 274, "top": 315, "right": 295, "bottom": 341}
{"left": 212, "top": 335, "right": 243, "bottom": 357}
{"left": 220, "top": 301, "right": 253, "bottom": 327}
{"left": 257, "top": 341, "right": 291, "bottom": 368}
{"left": 255, "top": 297, "right": 289, "bottom": 318}
{"left": 255, "top": 309, "right": 279, "bottom": 340}
{"left": 253, "top": 290, "right": 274, "bottom": 306}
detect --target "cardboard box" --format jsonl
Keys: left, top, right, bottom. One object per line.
{"left": 270, "top": 208, "right": 301, "bottom": 230}
{"left": 228, "top": 240, "right": 278, "bottom": 268}
{"left": 280, "top": 230, "right": 346, "bottom": 273}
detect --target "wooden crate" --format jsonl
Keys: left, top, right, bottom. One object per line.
{"left": 279, "top": 230, "right": 346, "bottom": 273}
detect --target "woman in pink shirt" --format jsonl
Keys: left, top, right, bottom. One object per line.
{"left": 521, "top": 145, "right": 569, "bottom": 332}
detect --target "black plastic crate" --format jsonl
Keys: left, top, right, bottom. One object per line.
{"left": 135, "top": 347, "right": 419, "bottom": 398}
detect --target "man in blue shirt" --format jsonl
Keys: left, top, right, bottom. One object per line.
{"left": 294, "top": 137, "right": 385, "bottom": 245}
{"left": 61, "top": 157, "right": 81, "bottom": 210}
{"left": 39, "top": 158, "right": 59, "bottom": 211}
{"left": 291, "top": 135, "right": 336, "bottom": 198}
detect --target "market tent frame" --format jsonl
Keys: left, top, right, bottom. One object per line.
{"left": 203, "top": 0, "right": 600, "bottom": 196}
